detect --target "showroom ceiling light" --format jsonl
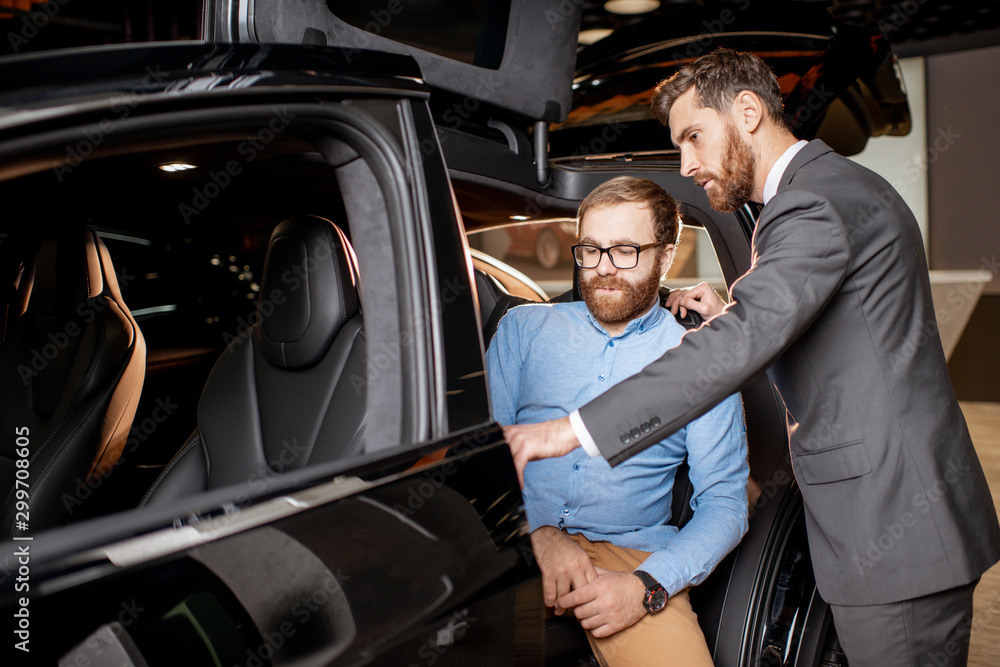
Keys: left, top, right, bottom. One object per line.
{"left": 158, "top": 162, "right": 197, "bottom": 172}
{"left": 604, "top": 0, "right": 659, "bottom": 15}
{"left": 578, "top": 28, "right": 613, "bottom": 45}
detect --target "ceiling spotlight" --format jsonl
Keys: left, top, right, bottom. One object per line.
{"left": 578, "top": 28, "right": 613, "bottom": 45}
{"left": 509, "top": 215, "right": 532, "bottom": 221}
{"left": 158, "top": 162, "right": 198, "bottom": 172}
{"left": 604, "top": 0, "right": 660, "bottom": 15}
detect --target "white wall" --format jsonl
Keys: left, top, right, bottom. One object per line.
{"left": 849, "top": 57, "right": 929, "bottom": 249}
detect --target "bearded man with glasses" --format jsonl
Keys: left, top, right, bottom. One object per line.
{"left": 486, "top": 176, "right": 749, "bottom": 666}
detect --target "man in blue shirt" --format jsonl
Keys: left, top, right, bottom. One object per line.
{"left": 486, "top": 176, "right": 748, "bottom": 666}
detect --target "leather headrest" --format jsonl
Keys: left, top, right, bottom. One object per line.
{"left": 255, "top": 216, "right": 360, "bottom": 369}
{"left": 24, "top": 227, "right": 104, "bottom": 320}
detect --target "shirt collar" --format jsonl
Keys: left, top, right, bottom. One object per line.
{"left": 762, "top": 139, "right": 808, "bottom": 204}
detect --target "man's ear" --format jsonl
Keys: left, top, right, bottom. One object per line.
{"left": 733, "top": 91, "right": 764, "bottom": 133}
{"left": 659, "top": 244, "right": 676, "bottom": 278}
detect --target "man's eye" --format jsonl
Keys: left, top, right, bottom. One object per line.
{"left": 612, "top": 247, "right": 637, "bottom": 260}
{"left": 581, "top": 247, "right": 599, "bottom": 257}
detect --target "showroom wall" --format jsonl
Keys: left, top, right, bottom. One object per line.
{"left": 925, "top": 43, "right": 1000, "bottom": 401}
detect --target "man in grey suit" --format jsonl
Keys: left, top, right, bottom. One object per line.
{"left": 506, "top": 48, "right": 1000, "bottom": 666}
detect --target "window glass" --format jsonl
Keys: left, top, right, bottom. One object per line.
{"left": 467, "top": 219, "right": 728, "bottom": 302}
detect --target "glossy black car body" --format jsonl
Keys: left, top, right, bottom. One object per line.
{"left": 0, "top": 2, "right": 910, "bottom": 665}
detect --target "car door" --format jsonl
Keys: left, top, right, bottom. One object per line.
{"left": 0, "top": 41, "right": 542, "bottom": 666}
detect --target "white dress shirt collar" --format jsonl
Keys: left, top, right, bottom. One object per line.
{"left": 762, "top": 139, "right": 808, "bottom": 204}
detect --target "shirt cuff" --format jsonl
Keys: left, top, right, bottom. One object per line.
{"left": 569, "top": 410, "right": 601, "bottom": 457}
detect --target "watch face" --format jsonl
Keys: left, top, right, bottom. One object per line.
{"left": 647, "top": 588, "right": 667, "bottom": 612}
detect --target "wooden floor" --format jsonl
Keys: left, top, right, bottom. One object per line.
{"left": 963, "top": 402, "right": 1000, "bottom": 667}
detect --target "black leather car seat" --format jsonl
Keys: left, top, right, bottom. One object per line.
{"left": 475, "top": 270, "right": 534, "bottom": 345}
{"left": 140, "top": 215, "right": 367, "bottom": 507}
{"left": 0, "top": 227, "right": 145, "bottom": 536}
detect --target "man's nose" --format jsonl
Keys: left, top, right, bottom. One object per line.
{"left": 680, "top": 148, "right": 699, "bottom": 178}
{"left": 596, "top": 251, "right": 618, "bottom": 275}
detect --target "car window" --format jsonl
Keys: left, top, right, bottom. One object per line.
{"left": 466, "top": 217, "right": 729, "bottom": 301}
{"left": 0, "top": 102, "right": 439, "bottom": 527}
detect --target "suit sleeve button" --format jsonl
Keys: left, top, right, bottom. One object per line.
{"left": 650, "top": 417, "right": 661, "bottom": 428}
{"left": 620, "top": 433, "right": 631, "bottom": 444}
{"left": 641, "top": 421, "right": 651, "bottom": 433}
{"left": 630, "top": 427, "right": 641, "bottom": 439}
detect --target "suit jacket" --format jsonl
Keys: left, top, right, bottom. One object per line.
{"left": 579, "top": 140, "right": 1000, "bottom": 606}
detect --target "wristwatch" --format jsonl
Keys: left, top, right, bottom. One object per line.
{"left": 634, "top": 570, "right": 667, "bottom": 614}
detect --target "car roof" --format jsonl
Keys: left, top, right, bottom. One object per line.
{"left": 0, "top": 41, "right": 427, "bottom": 121}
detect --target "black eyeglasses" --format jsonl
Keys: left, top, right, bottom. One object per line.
{"left": 570, "top": 242, "right": 664, "bottom": 269}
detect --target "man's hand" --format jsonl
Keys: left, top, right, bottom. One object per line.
{"left": 665, "top": 282, "right": 725, "bottom": 320}
{"left": 503, "top": 416, "right": 579, "bottom": 487}
{"left": 530, "top": 527, "right": 598, "bottom": 612}
{"left": 555, "top": 567, "right": 648, "bottom": 638}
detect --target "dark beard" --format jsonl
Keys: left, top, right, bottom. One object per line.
{"left": 580, "top": 262, "right": 662, "bottom": 329}
{"left": 704, "top": 122, "right": 756, "bottom": 212}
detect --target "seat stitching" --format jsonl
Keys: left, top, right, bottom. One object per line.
{"left": 341, "top": 419, "right": 368, "bottom": 459}
{"left": 138, "top": 434, "right": 202, "bottom": 508}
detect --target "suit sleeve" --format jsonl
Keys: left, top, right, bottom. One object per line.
{"left": 580, "top": 190, "right": 852, "bottom": 464}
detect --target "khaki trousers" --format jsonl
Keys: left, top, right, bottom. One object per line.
{"left": 564, "top": 532, "right": 715, "bottom": 667}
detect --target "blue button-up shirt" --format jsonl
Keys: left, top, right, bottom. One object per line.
{"left": 486, "top": 300, "right": 749, "bottom": 596}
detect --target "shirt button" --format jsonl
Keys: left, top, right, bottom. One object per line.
{"left": 639, "top": 325, "right": 644, "bottom": 332}
{"left": 573, "top": 463, "right": 580, "bottom": 471}
{"left": 558, "top": 518, "right": 565, "bottom": 528}
{"left": 563, "top": 509, "right": 570, "bottom": 516}
{"left": 599, "top": 375, "right": 605, "bottom": 381}
{"left": 608, "top": 341, "right": 614, "bottom": 347}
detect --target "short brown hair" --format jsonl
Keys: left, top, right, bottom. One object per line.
{"left": 578, "top": 176, "right": 680, "bottom": 246}
{"left": 651, "top": 47, "right": 789, "bottom": 131}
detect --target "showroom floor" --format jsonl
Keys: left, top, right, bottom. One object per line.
{"left": 963, "top": 402, "right": 1000, "bottom": 666}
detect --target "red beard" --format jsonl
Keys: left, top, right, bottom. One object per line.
{"left": 580, "top": 262, "right": 662, "bottom": 328}
{"left": 702, "top": 122, "right": 756, "bottom": 212}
